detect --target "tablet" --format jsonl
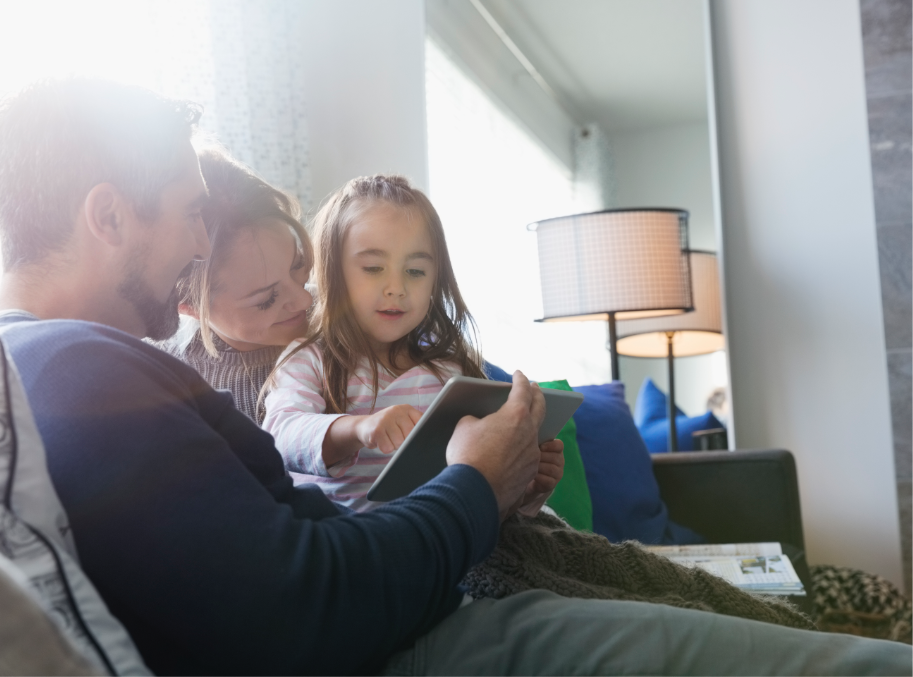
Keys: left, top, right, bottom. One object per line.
{"left": 366, "top": 376, "right": 584, "bottom": 502}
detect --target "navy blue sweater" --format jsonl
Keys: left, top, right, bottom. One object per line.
{"left": 1, "top": 317, "right": 499, "bottom": 676}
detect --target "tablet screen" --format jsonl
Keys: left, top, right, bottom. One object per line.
{"left": 367, "top": 376, "right": 583, "bottom": 502}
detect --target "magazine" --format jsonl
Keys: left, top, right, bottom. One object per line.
{"left": 644, "top": 542, "right": 805, "bottom": 596}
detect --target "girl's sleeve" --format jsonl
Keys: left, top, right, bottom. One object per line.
{"left": 262, "top": 346, "right": 359, "bottom": 478}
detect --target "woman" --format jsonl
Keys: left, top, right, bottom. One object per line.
{"left": 158, "top": 148, "right": 313, "bottom": 422}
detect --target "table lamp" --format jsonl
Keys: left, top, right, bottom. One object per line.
{"left": 616, "top": 250, "right": 724, "bottom": 451}
{"left": 529, "top": 208, "right": 693, "bottom": 381}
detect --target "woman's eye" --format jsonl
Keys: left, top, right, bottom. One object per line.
{"left": 257, "top": 290, "right": 279, "bottom": 310}
{"left": 406, "top": 268, "right": 426, "bottom": 278}
{"left": 362, "top": 266, "right": 383, "bottom": 274}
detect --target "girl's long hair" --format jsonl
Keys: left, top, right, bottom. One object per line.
{"left": 176, "top": 147, "right": 312, "bottom": 357}
{"left": 277, "top": 174, "right": 484, "bottom": 414}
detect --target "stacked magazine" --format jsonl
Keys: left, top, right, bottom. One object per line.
{"left": 644, "top": 542, "right": 806, "bottom": 596}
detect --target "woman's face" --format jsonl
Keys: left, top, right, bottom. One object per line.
{"left": 206, "top": 220, "right": 312, "bottom": 351}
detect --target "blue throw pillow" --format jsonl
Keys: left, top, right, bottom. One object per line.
{"left": 572, "top": 383, "right": 700, "bottom": 544}
{"left": 635, "top": 378, "right": 725, "bottom": 453}
{"left": 483, "top": 361, "right": 513, "bottom": 382}
{"left": 485, "top": 363, "right": 701, "bottom": 545}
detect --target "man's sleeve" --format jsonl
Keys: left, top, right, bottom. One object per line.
{"left": 6, "top": 323, "right": 499, "bottom": 676}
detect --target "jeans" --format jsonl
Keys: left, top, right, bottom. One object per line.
{"left": 382, "top": 590, "right": 912, "bottom": 676}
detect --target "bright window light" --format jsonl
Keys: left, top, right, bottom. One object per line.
{"left": 426, "top": 37, "right": 613, "bottom": 385}
{"left": 0, "top": 1, "right": 211, "bottom": 100}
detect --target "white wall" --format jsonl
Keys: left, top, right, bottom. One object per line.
{"left": 299, "top": 0, "right": 429, "bottom": 211}
{"left": 711, "top": 0, "right": 903, "bottom": 585}
{"left": 612, "top": 123, "right": 725, "bottom": 416}
{"left": 612, "top": 123, "right": 716, "bottom": 250}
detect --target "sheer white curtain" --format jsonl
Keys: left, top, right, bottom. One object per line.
{"left": 0, "top": 0, "right": 311, "bottom": 208}
{"left": 425, "top": 38, "right": 612, "bottom": 385}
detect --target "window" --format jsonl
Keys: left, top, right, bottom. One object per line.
{"left": 426, "top": 37, "right": 612, "bottom": 384}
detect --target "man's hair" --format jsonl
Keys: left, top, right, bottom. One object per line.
{"left": 0, "top": 78, "right": 202, "bottom": 271}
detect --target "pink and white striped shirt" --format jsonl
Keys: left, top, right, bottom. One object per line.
{"left": 262, "top": 342, "right": 462, "bottom": 511}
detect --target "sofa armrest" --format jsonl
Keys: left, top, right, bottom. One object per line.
{"left": 652, "top": 449, "right": 806, "bottom": 551}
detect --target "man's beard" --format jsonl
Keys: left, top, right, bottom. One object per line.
{"left": 116, "top": 253, "right": 190, "bottom": 341}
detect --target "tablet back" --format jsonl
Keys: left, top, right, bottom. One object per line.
{"left": 367, "top": 376, "right": 583, "bottom": 502}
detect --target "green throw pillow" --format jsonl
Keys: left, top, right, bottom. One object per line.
{"left": 538, "top": 379, "right": 593, "bottom": 532}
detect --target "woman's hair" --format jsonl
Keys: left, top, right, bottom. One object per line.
{"left": 282, "top": 174, "right": 484, "bottom": 414}
{"left": 176, "top": 147, "right": 312, "bottom": 356}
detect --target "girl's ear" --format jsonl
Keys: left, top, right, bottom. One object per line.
{"left": 178, "top": 303, "right": 199, "bottom": 319}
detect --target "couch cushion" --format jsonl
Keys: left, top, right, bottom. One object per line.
{"left": 0, "top": 338, "right": 150, "bottom": 676}
{"left": 635, "top": 378, "right": 725, "bottom": 452}
{"left": 571, "top": 382, "right": 700, "bottom": 544}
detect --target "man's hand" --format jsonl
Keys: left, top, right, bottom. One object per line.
{"left": 445, "top": 370, "right": 544, "bottom": 522}
{"left": 516, "top": 438, "right": 565, "bottom": 517}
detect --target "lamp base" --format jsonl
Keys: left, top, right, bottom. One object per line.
{"left": 605, "top": 313, "right": 619, "bottom": 381}
{"left": 666, "top": 332, "right": 678, "bottom": 452}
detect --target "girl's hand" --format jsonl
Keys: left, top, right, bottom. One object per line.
{"left": 516, "top": 438, "right": 565, "bottom": 517}
{"left": 355, "top": 405, "right": 423, "bottom": 454}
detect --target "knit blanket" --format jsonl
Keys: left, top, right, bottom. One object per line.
{"left": 462, "top": 511, "right": 815, "bottom": 631}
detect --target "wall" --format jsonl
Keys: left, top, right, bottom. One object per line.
{"left": 612, "top": 123, "right": 716, "bottom": 250}
{"left": 711, "top": 0, "right": 903, "bottom": 586}
{"left": 860, "top": 0, "right": 912, "bottom": 595}
{"left": 611, "top": 123, "right": 726, "bottom": 416}
{"left": 298, "top": 0, "right": 429, "bottom": 211}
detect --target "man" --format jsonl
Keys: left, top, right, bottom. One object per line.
{"left": 0, "top": 79, "right": 907, "bottom": 676}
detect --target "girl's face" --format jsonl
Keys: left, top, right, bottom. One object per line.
{"left": 205, "top": 220, "right": 313, "bottom": 351}
{"left": 341, "top": 203, "right": 437, "bottom": 356}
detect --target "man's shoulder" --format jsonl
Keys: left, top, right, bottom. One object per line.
{"left": 1, "top": 315, "right": 153, "bottom": 356}
{"left": 0, "top": 314, "right": 200, "bottom": 388}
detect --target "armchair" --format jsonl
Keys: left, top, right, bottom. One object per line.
{"left": 652, "top": 448, "right": 812, "bottom": 614}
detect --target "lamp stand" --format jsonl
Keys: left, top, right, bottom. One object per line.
{"left": 606, "top": 312, "right": 619, "bottom": 381}
{"left": 665, "top": 331, "right": 678, "bottom": 452}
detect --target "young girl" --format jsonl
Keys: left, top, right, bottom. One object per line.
{"left": 263, "top": 175, "right": 559, "bottom": 512}
{"left": 158, "top": 148, "right": 314, "bottom": 422}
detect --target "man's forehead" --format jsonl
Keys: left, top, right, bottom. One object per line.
{"left": 168, "top": 143, "right": 208, "bottom": 201}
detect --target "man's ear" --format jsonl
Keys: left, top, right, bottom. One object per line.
{"left": 178, "top": 303, "right": 199, "bottom": 319}
{"left": 83, "top": 183, "right": 133, "bottom": 246}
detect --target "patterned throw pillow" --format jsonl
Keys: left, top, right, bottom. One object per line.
{"left": 0, "top": 552, "right": 99, "bottom": 675}
{"left": 0, "top": 339, "right": 150, "bottom": 675}
{"left": 811, "top": 564, "right": 912, "bottom": 644}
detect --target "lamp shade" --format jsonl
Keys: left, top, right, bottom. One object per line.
{"left": 616, "top": 250, "right": 724, "bottom": 357}
{"left": 530, "top": 209, "right": 693, "bottom": 322}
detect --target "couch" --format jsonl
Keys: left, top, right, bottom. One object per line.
{"left": 2, "top": 339, "right": 816, "bottom": 674}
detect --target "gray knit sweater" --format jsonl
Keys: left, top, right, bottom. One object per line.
{"left": 157, "top": 330, "right": 284, "bottom": 423}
